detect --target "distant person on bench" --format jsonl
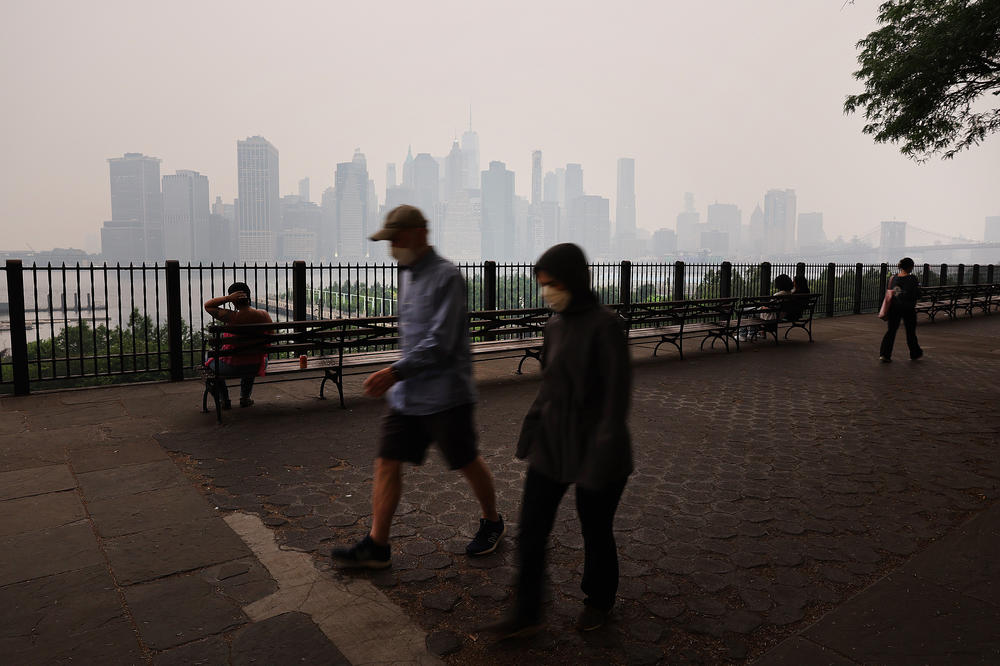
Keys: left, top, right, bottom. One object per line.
{"left": 203, "top": 282, "right": 272, "bottom": 408}
{"left": 784, "top": 275, "right": 811, "bottom": 320}
{"left": 879, "top": 257, "right": 923, "bottom": 363}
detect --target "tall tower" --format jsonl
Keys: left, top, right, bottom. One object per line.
{"left": 162, "top": 170, "right": 210, "bottom": 263}
{"left": 763, "top": 188, "right": 796, "bottom": 255}
{"left": 616, "top": 158, "right": 636, "bottom": 239}
{"left": 237, "top": 136, "right": 280, "bottom": 262}
{"left": 461, "top": 113, "right": 480, "bottom": 190}
{"left": 481, "top": 161, "right": 515, "bottom": 260}
{"left": 298, "top": 177, "right": 310, "bottom": 203}
{"left": 334, "top": 149, "right": 369, "bottom": 259}
{"left": 102, "top": 153, "right": 163, "bottom": 261}
{"left": 565, "top": 164, "right": 584, "bottom": 207}
{"left": 531, "top": 150, "right": 542, "bottom": 206}
{"left": 445, "top": 141, "right": 465, "bottom": 200}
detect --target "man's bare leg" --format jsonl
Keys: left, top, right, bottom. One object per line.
{"left": 461, "top": 455, "right": 500, "bottom": 522}
{"left": 370, "top": 457, "right": 402, "bottom": 545}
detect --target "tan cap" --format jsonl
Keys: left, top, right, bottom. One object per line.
{"left": 369, "top": 205, "right": 428, "bottom": 241}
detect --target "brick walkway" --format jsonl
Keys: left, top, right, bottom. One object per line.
{"left": 2, "top": 312, "right": 999, "bottom": 664}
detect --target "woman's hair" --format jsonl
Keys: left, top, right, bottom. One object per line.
{"left": 792, "top": 275, "right": 809, "bottom": 292}
{"left": 898, "top": 257, "right": 915, "bottom": 272}
{"left": 227, "top": 282, "right": 251, "bottom": 307}
{"left": 533, "top": 243, "right": 596, "bottom": 305}
{"left": 774, "top": 274, "right": 794, "bottom": 292}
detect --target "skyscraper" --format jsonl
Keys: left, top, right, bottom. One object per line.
{"left": 237, "top": 136, "right": 280, "bottom": 262}
{"left": 445, "top": 141, "right": 465, "bottom": 201}
{"left": 386, "top": 163, "right": 397, "bottom": 194}
{"left": 763, "top": 188, "right": 796, "bottom": 255}
{"left": 461, "top": 119, "right": 480, "bottom": 190}
{"left": 413, "top": 153, "right": 440, "bottom": 222}
{"left": 567, "top": 195, "right": 611, "bottom": 257}
{"left": 615, "top": 158, "right": 637, "bottom": 249}
{"left": 298, "top": 177, "right": 310, "bottom": 202}
{"left": 101, "top": 153, "right": 163, "bottom": 261}
{"left": 676, "top": 192, "right": 701, "bottom": 253}
{"left": 706, "top": 203, "right": 741, "bottom": 253}
{"left": 565, "top": 164, "right": 584, "bottom": 207}
{"left": 481, "top": 161, "right": 515, "bottom": 259}
{"left": 797, "top": 212, "right": 826, "bottom": 248}
{"left": 441, "top": 190, "right": 481, "bottom": 261}
{"left": 531, "top": 150, "right": 543, "bottom": 206}
{"left": 162, "top": 170, "right": 210, "bottom": 263}
{"left": 334, "top": 149, "right": 369, "bottom": 259}
{"left": 748, "top": 204, "right": 765, "bottom": 255}
{"left": 402, "top": 146, "right": 415, "bottom": 190}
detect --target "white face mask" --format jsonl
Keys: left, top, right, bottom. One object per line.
{"left": 540, "top": 285, "right": 571, "bottom": 312}
{"left": 391, "top": 246, "right": 417, "bottom": 266}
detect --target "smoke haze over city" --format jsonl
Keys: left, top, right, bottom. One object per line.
{"left": 1, "top": 0, "right": 997, "bottom": 259}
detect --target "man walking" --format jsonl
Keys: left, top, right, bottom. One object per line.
{"left": 331, "top": 205, "right": 505, "bottom": 569}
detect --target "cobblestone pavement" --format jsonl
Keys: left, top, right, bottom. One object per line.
{"left": 64, "top": 313, "right": 1000, "bottom": 663}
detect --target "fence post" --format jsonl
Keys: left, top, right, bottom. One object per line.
{"left": 825, "top": 262, "right": 835, "bottom": 318}
{"left": 956, "top": 264, "right": 965, "bottom": 285}
{"left": 165, "top": 260, "right": 184, "bottom": 382}
{"left": 619, "top": 261, "right": 632, "bottom": 308}
{"left": 853, "top": 262, "right": 863, "bottom": 314}
{"left": 922, "top": 263, "right": 930, "bottom": 286}
{"left": 879, "top": 262, "right": 888, "bottom": 294}
{"left": 484, "top": 261, "right": 497, "bottom": 311}
{"left": 988, "top": 264, "right": 995, "bottom": 284}
{"left": 292, "top": 261, "right": 307, "bottom": 320}
{"left": 720, "top": 261, "right": 732, "bottom": 299}
{"left": 940, "top": 263, "right": 948, "bottom": 286}
{"left": 6, "top": 260, "right": 30, "bottom": 395}
{"left": 673, "top": 261, "right": 685, "bottom": 301}
{"left": 759, "top": 262, "right": 771, "bottom": 297}
{"left": 972, "top": 264, "right": 981, "bottom": 284}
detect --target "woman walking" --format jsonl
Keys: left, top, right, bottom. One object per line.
{"left": 489, "top": 243, "right": 633, "bottom": 638}
{"left": 879, "top": 257, "right": 923, "bottom": 362}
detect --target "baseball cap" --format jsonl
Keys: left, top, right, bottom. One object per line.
{"left": 369, "top": 205, "right": 428, "bottom": 241}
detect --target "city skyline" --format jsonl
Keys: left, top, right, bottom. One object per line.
{"left": 1, "top": 1, "right": 997, "bottom": 254}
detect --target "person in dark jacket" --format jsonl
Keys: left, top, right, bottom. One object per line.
{"left": 488, "top": 243, "right": 634, "bottom": 639}
{"left": 880, "top": 257, "right": 923, "bottom": 362}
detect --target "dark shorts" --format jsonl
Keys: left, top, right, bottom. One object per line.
{"left": 378, "top": 403, "right": 479, "bottom": 470}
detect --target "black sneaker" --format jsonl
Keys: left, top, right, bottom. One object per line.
{"left": 879, "top": 356, "right": 892, "bottom": 363}
{"left": 239, "top": 397, "right": 254, "bottom": 408}
{"left": 576, "top": 605, "right": 609, "bottom": 632}
{"left": 466, "top": 515, "right": 505, "bottom": 556}
{"left": 331, "top": 535, "right": 391, "bottom": 569}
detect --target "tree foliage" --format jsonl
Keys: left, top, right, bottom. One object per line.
{"left": 844, "top": 0, "right": 1000, "bottom": 160}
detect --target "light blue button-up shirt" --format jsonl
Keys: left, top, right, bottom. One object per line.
{"left": 388, "top": 247, "right": 477, "bottom": 415}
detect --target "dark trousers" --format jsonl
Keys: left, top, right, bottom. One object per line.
{"left": 207, "top": 359, "right": 257, "bottom": 401}
{"left": 880, "top": 307, "right": 922, "bottom": 359}
{"left": 515, "top": 466, "right": 628, "bottom": 622}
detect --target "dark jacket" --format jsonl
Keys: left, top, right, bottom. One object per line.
{"left": 516, "top": 244, "right": 633, "bottom": 489}
{"left": 889, "top": 274, "right": 921, "bottom": 310}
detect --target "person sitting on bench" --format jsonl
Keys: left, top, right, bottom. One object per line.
{"left": 204, "top": 282, "right": 273, "bottom": 408}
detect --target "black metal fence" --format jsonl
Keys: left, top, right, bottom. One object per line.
{"left": 2, "top": 258, "right": 996, "bottom": 395}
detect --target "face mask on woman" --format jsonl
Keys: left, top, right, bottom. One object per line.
{"left": 541, "top": 285, "right": 572, "bottom": 313}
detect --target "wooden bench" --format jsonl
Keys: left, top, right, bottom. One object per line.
{"left": 621, "top": 298, "right": 737, "bottom": 359}
{"left": 204, "top": 309, "right": 550, "bottom": 422}
{"left": 732, "top": 293, "right": 820, "bottom": 349}
{"left": 914, "top": 285, "right": 958, "bottom": 321}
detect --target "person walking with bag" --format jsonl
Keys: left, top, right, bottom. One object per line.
{"left": 488, "top": 243, "right": 633, "bottom": 638}
{"left": 879, "top": 257, "right": 923, "bottom": 363}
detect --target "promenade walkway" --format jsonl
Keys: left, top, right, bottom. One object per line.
{"left": 1, "top": 312, "right": 998, "bottom": 664}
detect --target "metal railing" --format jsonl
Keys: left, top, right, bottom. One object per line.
{"left": 2, "top": 258, "right": 996, "bottom": 395}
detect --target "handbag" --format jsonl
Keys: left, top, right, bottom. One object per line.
{"left": 877, "top": 288, "right": 893, "bottom": 320}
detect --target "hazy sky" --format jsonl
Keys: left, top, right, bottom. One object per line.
{"left": 1, "top": 0, "right": 998, "bottom": 252}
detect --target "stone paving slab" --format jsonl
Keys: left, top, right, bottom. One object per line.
{"left": 76, "top": 459, "right": 187, "bottom": 501}
{"left": 103, "top": 516, "right": 252, "bottom": 585}
{"left": 87, "top": 484, "right": 218, "bottom": 538}
{"left": 0, "top": 464, "right": 75, "bottom": 500}
{"left": 124, "top": 574, "right": 247, "bottom": 650}
{"left": 802, "top": 574, "right": 1000, "bottom": 663}
{"left": 0, "top": 490, "right": 85, "bottom": 536}
{"left": 0, "top": 564, "right": 125, "bottom": 648}
{"left": 7, "top": 616, "right": 146, "bottom": 666}
{"left": 68, "top": 439, "right": 170, "bottom": 474}
{"left": 229, "top": 611, "right": 351, "bottom": 666}
{"left": 0, "top": 522, "right": 105, "bottom": 586}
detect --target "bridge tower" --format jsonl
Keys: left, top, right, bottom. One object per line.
{"left": 880, "top": 220, "right": 907, "bottom": 258}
